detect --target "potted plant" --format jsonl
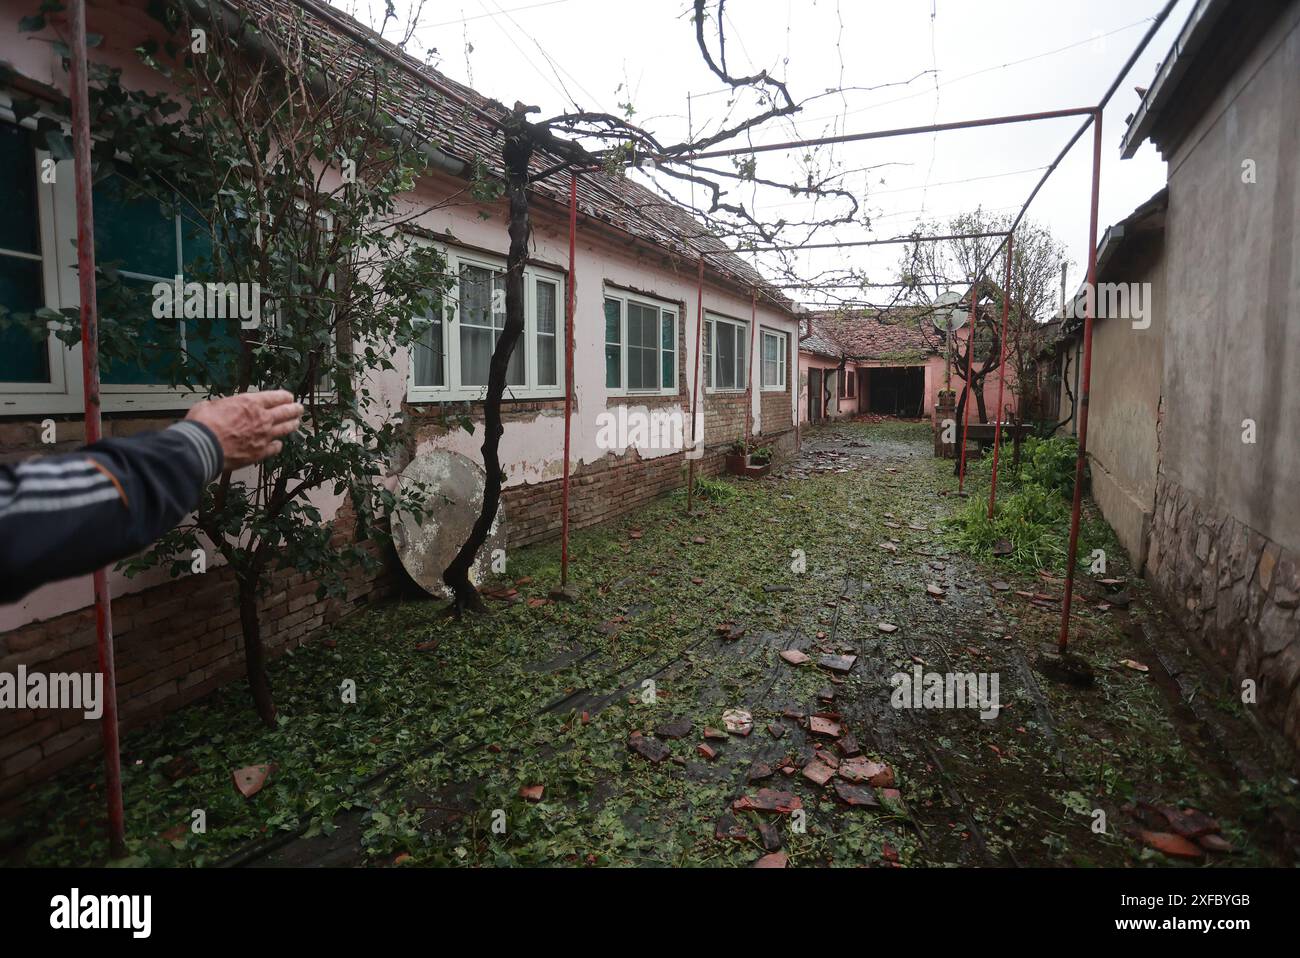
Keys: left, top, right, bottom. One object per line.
{"left": 725, "top": 440, "right": 749, "bottom": 476}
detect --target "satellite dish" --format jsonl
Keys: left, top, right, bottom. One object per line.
{"left": 930, "top": 290, "right": 967, "bottom": 333}
{"left": 393, "top": 450, "right": 507, "bottom": 598}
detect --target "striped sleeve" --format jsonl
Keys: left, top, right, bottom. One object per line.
{"left": 0, "top": 421, "right": 224, "bottom": 603}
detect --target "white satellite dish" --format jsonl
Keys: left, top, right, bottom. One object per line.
{"left": 930, "top": 290, "right": 967, "bottom": 332}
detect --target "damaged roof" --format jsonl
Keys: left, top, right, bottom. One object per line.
{"left": 236, "top": 0, "right": 791, "bottom": 310}
{"left": 801, "top": 309, "right": 940, "bottom": 362}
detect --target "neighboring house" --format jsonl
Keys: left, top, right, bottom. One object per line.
{"left": 798, "top": 309, "right": 1019, "bottom": 424}
{"left": 0, "top": 0, "right": 799, "bottom": 798}
{"left": 1060, "top": 0, "right": 1300, "bottom": 750}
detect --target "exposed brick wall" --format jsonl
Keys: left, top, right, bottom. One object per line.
{"left": 1146, "top": 473, "right": 1300, "bottom": 754}
{"left": 0, "top": 507, "right": 396, "bottom": 808}
{"left": 501, "top": 421, "right": 797, "bottom": 549}
{"left": 703, "top": 391, "right": 748, "bottom": 451}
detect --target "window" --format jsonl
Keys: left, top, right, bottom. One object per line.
{"left": 603, "top": 291, "right": 677, "bottom": 396}
{"left": 760, "top": 328, "right": 788, "bottom": 390}
{"left": 705, "top": 313, "right": 747, "bottom": 392}
{"left": 0, "top": 119, "right": 53, "bottom": 387}
{"left": 408, "top": 245, "right": 565, "bottom": 401}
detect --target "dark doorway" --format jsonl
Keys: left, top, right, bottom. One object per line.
{"left": 808, "top": 368, "right": 825, "bottom": 422}
{"left": 867, "top": 366, "right": 925, "bottom": 417}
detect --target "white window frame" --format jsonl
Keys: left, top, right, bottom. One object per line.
{"left": 760, "top": 327, "right": 788, "bottom": 391}
{"left": 0, "top": 100, "right": 225, "bottom": 414}
{"left": 602, "top": 289, "right": 678, "bottom": 398}
{"left": 704, "top": 312, "right": 748, "bottom": 394}
{"left": 406, "top": 242, "right": 566, "bottom": 403}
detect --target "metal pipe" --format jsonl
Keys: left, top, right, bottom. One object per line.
{"left": 746, "top": 287, "right": 757, "bottom": 443}
{"left": 711, "top": 231, "right": 1008, "bottom": 256}
{"left": 957, "top": 288, "right": 978, "bottom": 494}
{"left": 560, "top": 172, "right": 577, "bottom": 588}
{"left": 686, "top": 257, "right": 705, "bottom": 513}
{"left": 661, "top": 107, "right": 1096, "bottom": 163}
{"left": 987, "top": 232, "right": 1015, "bottom": 519}
{"left": 1059, "top": 110, "right": 1105, "bottom": 653}
{"left": 69, "top": 0, "right": 126, "bottom": 860}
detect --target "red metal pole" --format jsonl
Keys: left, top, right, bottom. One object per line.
{"left": 745, "top": 287, "right": 757, "bottom": 443}
{"left": 957, "top": 288, "right": 978, "bottom": 494}
{"left": 69, "top": 0, "right": 125, "bottom": 859}
{"left": 560, "top": 172, "right": 577, "bottom": 588}
{"left": 1059, "top": 111, "right": 1104, "bottom": 653}
{"left": 686, "top": 257, "right": 704, "bottom": 513}
{"left": 987, "top": 233, "right": 1015, "bottom": 518}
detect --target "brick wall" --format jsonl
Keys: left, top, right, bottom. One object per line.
{"left": 0, "top": 501, "right": 395, "bottom": 809}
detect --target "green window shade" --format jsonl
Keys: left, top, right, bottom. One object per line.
{"left": 93, "top": 175, "right": 178, "bottom": 278}
{"left": 0, "top": 257, "right": 50, "bottom": 383}
{"left": 604, "top": 297, "right": 621, "bottom": 388}
{"left": 0, "top": 123, "right": 40, "bottom": 255}
{"left": 0, "top": 122, "right": 50, "bottom": 383}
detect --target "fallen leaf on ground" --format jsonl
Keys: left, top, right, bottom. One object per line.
{"left": 232, "top": 764, "right": 275, "bottom": 799}
{"left": 519, "top": 785, "right": 544, "bottom": 802}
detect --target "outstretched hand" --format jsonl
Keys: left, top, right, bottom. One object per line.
{"left": 186, "top": 390, "right": 304, "bottom": 471}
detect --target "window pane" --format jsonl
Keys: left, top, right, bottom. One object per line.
{"left": 0, "top": 255, "right": 49, "bottom": 383}
{"left": 716, "top": 322, "right": 736, "bottom": 389}
{"left": 627, "top": 302, "right": 658, "bottom": 391}
{"left": 0, "top": 122, "right": 50, "bottom": 384}
{"left": 536, "top": 279, "right": 557, "bottom": 386}
{"left": 0, "top": 122, "right": 40, "bottom": 254}
{"left": 704, "top": 321, "right": 712, "bottom": 388}
{"left": 99, "top": 276, "right": 182, "bottom": 385}
{"left": 93, "top": 174, "right": 178, "bottom": 277}
{"left": 604, "top": 297, "right": 621, "bottom": 389}
{"left": 459, "top": 264, "right": 522, "bottom": 388}
{"left": 414, "top": 314, "right": 445, "bottom": 387}
{"left": 661, "top": 312, "right": 675, "bottom": 389}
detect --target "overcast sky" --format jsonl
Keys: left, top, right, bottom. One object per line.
{"left": 330, "top": 0, "right": 1190, "bottom": 311}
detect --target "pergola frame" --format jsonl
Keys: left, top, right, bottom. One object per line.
{"left": 64, "top": 0, "right": 1177, "bottom": 855}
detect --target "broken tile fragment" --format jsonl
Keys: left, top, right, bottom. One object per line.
{"left": 877, "top": 622, "right": 898, "bottom": 633}
{"left": 703, "top": 726, "right": 727, "bottom": 740}
{"left": 655, "top": 718, "right": 692, "bottom": 740}
{"left": 818, "top": 654, "right": 857, "bottom": 674}
{"left": 838, "top": 732, "right": 860, "bottom": 757}
{"left": 733, "top": 789, "right": 803, "bottom": 814}
{"left": 780, "top": 649, "right": 810, "bottom": 665}
{"left": 746, "top": 762, "right": 774, "bottom": 783}
{"left": 627, "top": 733, "right": 670, "bottom": 764}
{"left": 834, "top": 780, "right": 880, "bottom": 807}
{"left": 232, "top": 764, "right": 274, "bottom": 799}
{"left": 767, "top": 723, "right": 786, "bottom": 739}
{"left": 802, "top": 760, "right": 836, "bottom": 786}
{"left": 757, "top": 821, "right": 782, "bottom": 852}
{"left": 808, "top": 714, "right": 842, "bottom": 738}
{"left": 753, "top": 851, "right": 787, "bottom": 868}
{"left": 722, "top": 708, "right": 753, "bottom": 736}
{"left": 1138, "top": 830, "right": 1204, "bottom": 860}
{"left": 696, "top": 742, "right": 718, "bottom": 761}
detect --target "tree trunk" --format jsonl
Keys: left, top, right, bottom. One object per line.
{"left": 442, "top": 109, "right": 535, "bottom": 615}
{"left": 237, "top": 573, "right": 276, "bottom": 727}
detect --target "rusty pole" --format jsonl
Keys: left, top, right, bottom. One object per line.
{"left": 686, "top": 257, "right": 705, "bottom": 513}
{"left": 69, "top": 0, "right": 126, "bottom": 859}
{"left": 745, "top": 287, "right": 757, "bottom": 444}
{"left": 987, "top": 232, "right": 1015, "bottom": 518}
{"left": 957, "top": 288, "right": 978, "bottom": 494}
{"left": 560, "top": 172, "right": 577, "bottom": 588}
{"left": 1059, "top": 111, "right": 1104, "bottom": 653}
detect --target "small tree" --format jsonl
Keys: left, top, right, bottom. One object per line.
{"left": 6, "top": 3, "right": 452, "bottom": 724}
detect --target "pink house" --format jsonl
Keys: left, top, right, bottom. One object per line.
{"left": 797, "top": 309, "right": 1019, "bottom": 425}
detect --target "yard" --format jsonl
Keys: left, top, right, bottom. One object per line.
{"left": 7, "top": 421, "right": 1297, "bottom": 868}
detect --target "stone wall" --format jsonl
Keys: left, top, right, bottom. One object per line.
{"left": 1146, "top": 472, "right": 1300, "bottom": 749}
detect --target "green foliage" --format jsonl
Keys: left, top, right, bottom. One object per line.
{"left": 0, "top": 8, "right": 456, "bottom": 612}
{"left": 947, "top": 435, "right": 1093, "bottom": 573}
{"left": 688, "top": 474, "right": 739, "bottom": 503}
